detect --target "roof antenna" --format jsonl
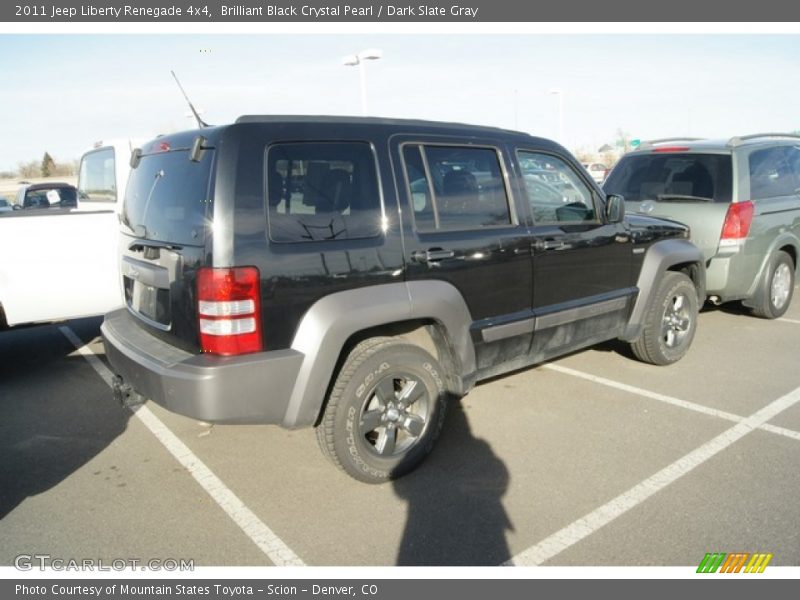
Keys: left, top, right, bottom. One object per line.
{"left": 171, "top": 70, "right": 209, "bottom": 128}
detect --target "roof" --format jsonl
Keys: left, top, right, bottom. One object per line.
{"left": 143, "top": 115, "right": 563, "bottom": 157}
{"left": 235, "top": 114, "right": 517, "bottom": 133}
{"left": 25, "top": 182, "right": 75, "bottom": 191}
{"left": 633, "top": 133, "right": 800, "bottom": 154}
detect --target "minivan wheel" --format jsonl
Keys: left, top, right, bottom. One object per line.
{"left": 750, "top": 250, "right": 795, "bottom": 319}
{"left": 316, "top": 337, "right": 448, "bottom": 484}
{"left": 630, "top": 271, "right": 699, "bottom": 366}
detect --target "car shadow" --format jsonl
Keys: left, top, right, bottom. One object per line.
{"left": 392, "top": 401, "right": 513, "bottom": 565}
{"left": 0, "top": 317, "right": 131, "bottom": 520}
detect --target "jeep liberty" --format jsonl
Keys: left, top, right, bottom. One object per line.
{"left": 102, "top": 116, "right": 706, "bottom": 482}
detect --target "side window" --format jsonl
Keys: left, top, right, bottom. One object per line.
{"left": 518, "top": 151, "right": 597, "bottom": 224}
{"left": 78, "top": 147, "right": 117, "bottom": 203}
{"left": 749, "top": 147, "right": 797, "bottom": 200}
{"left": 402, "top": 144, "right": 512, "bottom": 232}
{"left": 266, "top": 142, "right": 382, "bottom": 242}
{"left": 783, "top": 146, "right": 800, "bottom": 193}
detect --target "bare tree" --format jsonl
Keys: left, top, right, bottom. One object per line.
{"left": 18, "top": 160, "right": 40, "bottom": 178}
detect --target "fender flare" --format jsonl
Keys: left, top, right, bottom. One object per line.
{"left": 741, "top": 234, "right": 800, "bottom": 308}
{"left": 281, "top": 280, "right": 475, "bottom": 428}
{"left": 621, "top": 239, "right": 706, "bottom": 342}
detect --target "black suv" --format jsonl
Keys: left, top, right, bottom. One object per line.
{"left": 102, "top": 116, "right": 705, "bottom": 483}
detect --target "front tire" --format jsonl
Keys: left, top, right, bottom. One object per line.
{"left": 316, "top": 337, "right": 448, "bottom": 484}
{"left": 750, "top": 250, "right": 795, "bottom": 319}
{"left": 631, "top": 271, "right": 699, "bottom": 366}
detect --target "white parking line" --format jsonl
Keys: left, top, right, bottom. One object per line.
{"left": 778, "top": 317, "right": 800, "bottom": 325}
{"left": 60, "top": 326, "right": 306, "bottom": 567}
{"left": 544, "top": 363, "right": 800, "bottom": 443}
{"left": 506, "top": 380, "right": 800, "bottom": 566}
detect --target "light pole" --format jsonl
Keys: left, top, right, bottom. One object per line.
{"left": 342, "top": 48, "right": 383, "bottom": 116}
{"left": 548, "top": 88, "right": 564, "bottom": 144}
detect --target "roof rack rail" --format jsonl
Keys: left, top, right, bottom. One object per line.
{"left": 727, "top": 133, "right": 800, "bottom": 147}
{"left": 638, "top": 137, "right": 703, "bottom": 149}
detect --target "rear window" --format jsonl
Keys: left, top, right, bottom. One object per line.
{"left": 604, "top": 153, "right": 733, "bottom": 203}
{"left": 266, "top": 142, "right": 382, "bottom": 243}
{"left": 24, "top": 186, "right": 77, "bottom": 209}
{"left": 78, "top": 147, "right": 116, "bottom": 203}
{"left": 122, "top": 148, "right": 214, "bottom": 246}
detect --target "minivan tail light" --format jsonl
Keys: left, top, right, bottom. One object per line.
{"left": 720, "top": 201, "right": 754, "bottom": 246}
{"left": 197, "top": 267, "right": 262, "bottom": 355}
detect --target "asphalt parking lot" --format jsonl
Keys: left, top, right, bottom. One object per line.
{"left": 1, "top": 296, "right": 799, "bottom": 568}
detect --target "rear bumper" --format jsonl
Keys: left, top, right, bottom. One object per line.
{"left": 101, "top": 308, "right": 305, "bottom": 425}
{"left": 706, "top": 252, "right": 753, "bottom": 301}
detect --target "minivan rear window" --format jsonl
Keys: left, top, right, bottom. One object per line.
{"left": 122, "top": 148, "right": 214, "bottom": 246}
{"left": 604, "top": 153, "right": 733, "bottom": 203}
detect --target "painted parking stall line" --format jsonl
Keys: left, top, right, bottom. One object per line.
{"left": 506, "top": 380, "right": 800, "bottom": 566}
{"left": 60, "top": 326, "right": 306, "bottom": 567}
{"left": 544, "top": 363, "right": 800, "bottom": 443}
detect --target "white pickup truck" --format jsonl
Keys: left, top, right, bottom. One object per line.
{"left": 0, "top": 140, "right": 139, "bottom": 328}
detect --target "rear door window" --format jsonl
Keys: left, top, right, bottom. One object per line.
{"left": 604, "top": 153, "right": 733, "bottom": 203}
{"left": 266, "top": 142, "right": 382, "bottom": 243}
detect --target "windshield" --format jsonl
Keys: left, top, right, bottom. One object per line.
{"left": 121, "top": 148, "right": 214, "bottom": 246}
{"left": 78, "top": 147, "right": 116, "bottom": 203}
{"left": 604, "top": 153, "right": 733, "bottom": 203}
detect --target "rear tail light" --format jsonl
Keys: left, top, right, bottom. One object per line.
{"left": 720, "top": 201, "right": 754, "bottom": 248}
{"left": 652, "top": 146, "right": 690, "bottom": 153}
{"left": 197, "top": 267, "right": 263, "bottom": 355}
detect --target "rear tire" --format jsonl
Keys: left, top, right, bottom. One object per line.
{"left": 631, "top": 271, "right": 699, "bottom": 366}
{"left": 316, "top": 337, "right": 448, "bottom": 484}
{"left": 750, "top": 250, "right": 795, "bottom": 319}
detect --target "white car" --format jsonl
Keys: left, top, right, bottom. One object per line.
{"left": 0, "top": 138, "right": 143, "bottom": 328}
{"left": 0, "top": 197, "right": 12, "bottom": 213}
{"left": 582, "top": 162, "right": 609, "bottom": 184}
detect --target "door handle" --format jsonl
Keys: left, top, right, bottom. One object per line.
{"left": 532, "top": 239, "right": 567, "bottom": 252}
{"left": 411, "top": 248, "right": 455, "bottom": 263}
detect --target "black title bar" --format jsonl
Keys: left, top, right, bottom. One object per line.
{"left": 3, "top": 0, "right": 800, "bottom": 22}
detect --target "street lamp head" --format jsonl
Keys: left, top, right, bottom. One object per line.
{"left": 342, "top": 54, "right": 360, "bottom": 66}
{"left": 342, "top": 48, "right": 383, "bottom": 116}
{"left": 358, "top": 48, "right": 383, "bottom": 61}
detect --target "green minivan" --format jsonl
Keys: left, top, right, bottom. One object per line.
{"left": 604, "top": 134, "right": 800, "bottom": 318}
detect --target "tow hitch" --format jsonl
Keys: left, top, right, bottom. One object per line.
{"left": 111, "top": 375, "right": 144, "bottom": 409}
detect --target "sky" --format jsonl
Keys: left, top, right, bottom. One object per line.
{"left": 0, "top": 34, "right": 799, "bottom": 171}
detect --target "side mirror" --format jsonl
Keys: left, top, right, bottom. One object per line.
{"left": 605, "top": 194, "right": 625, "bottom": 223}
